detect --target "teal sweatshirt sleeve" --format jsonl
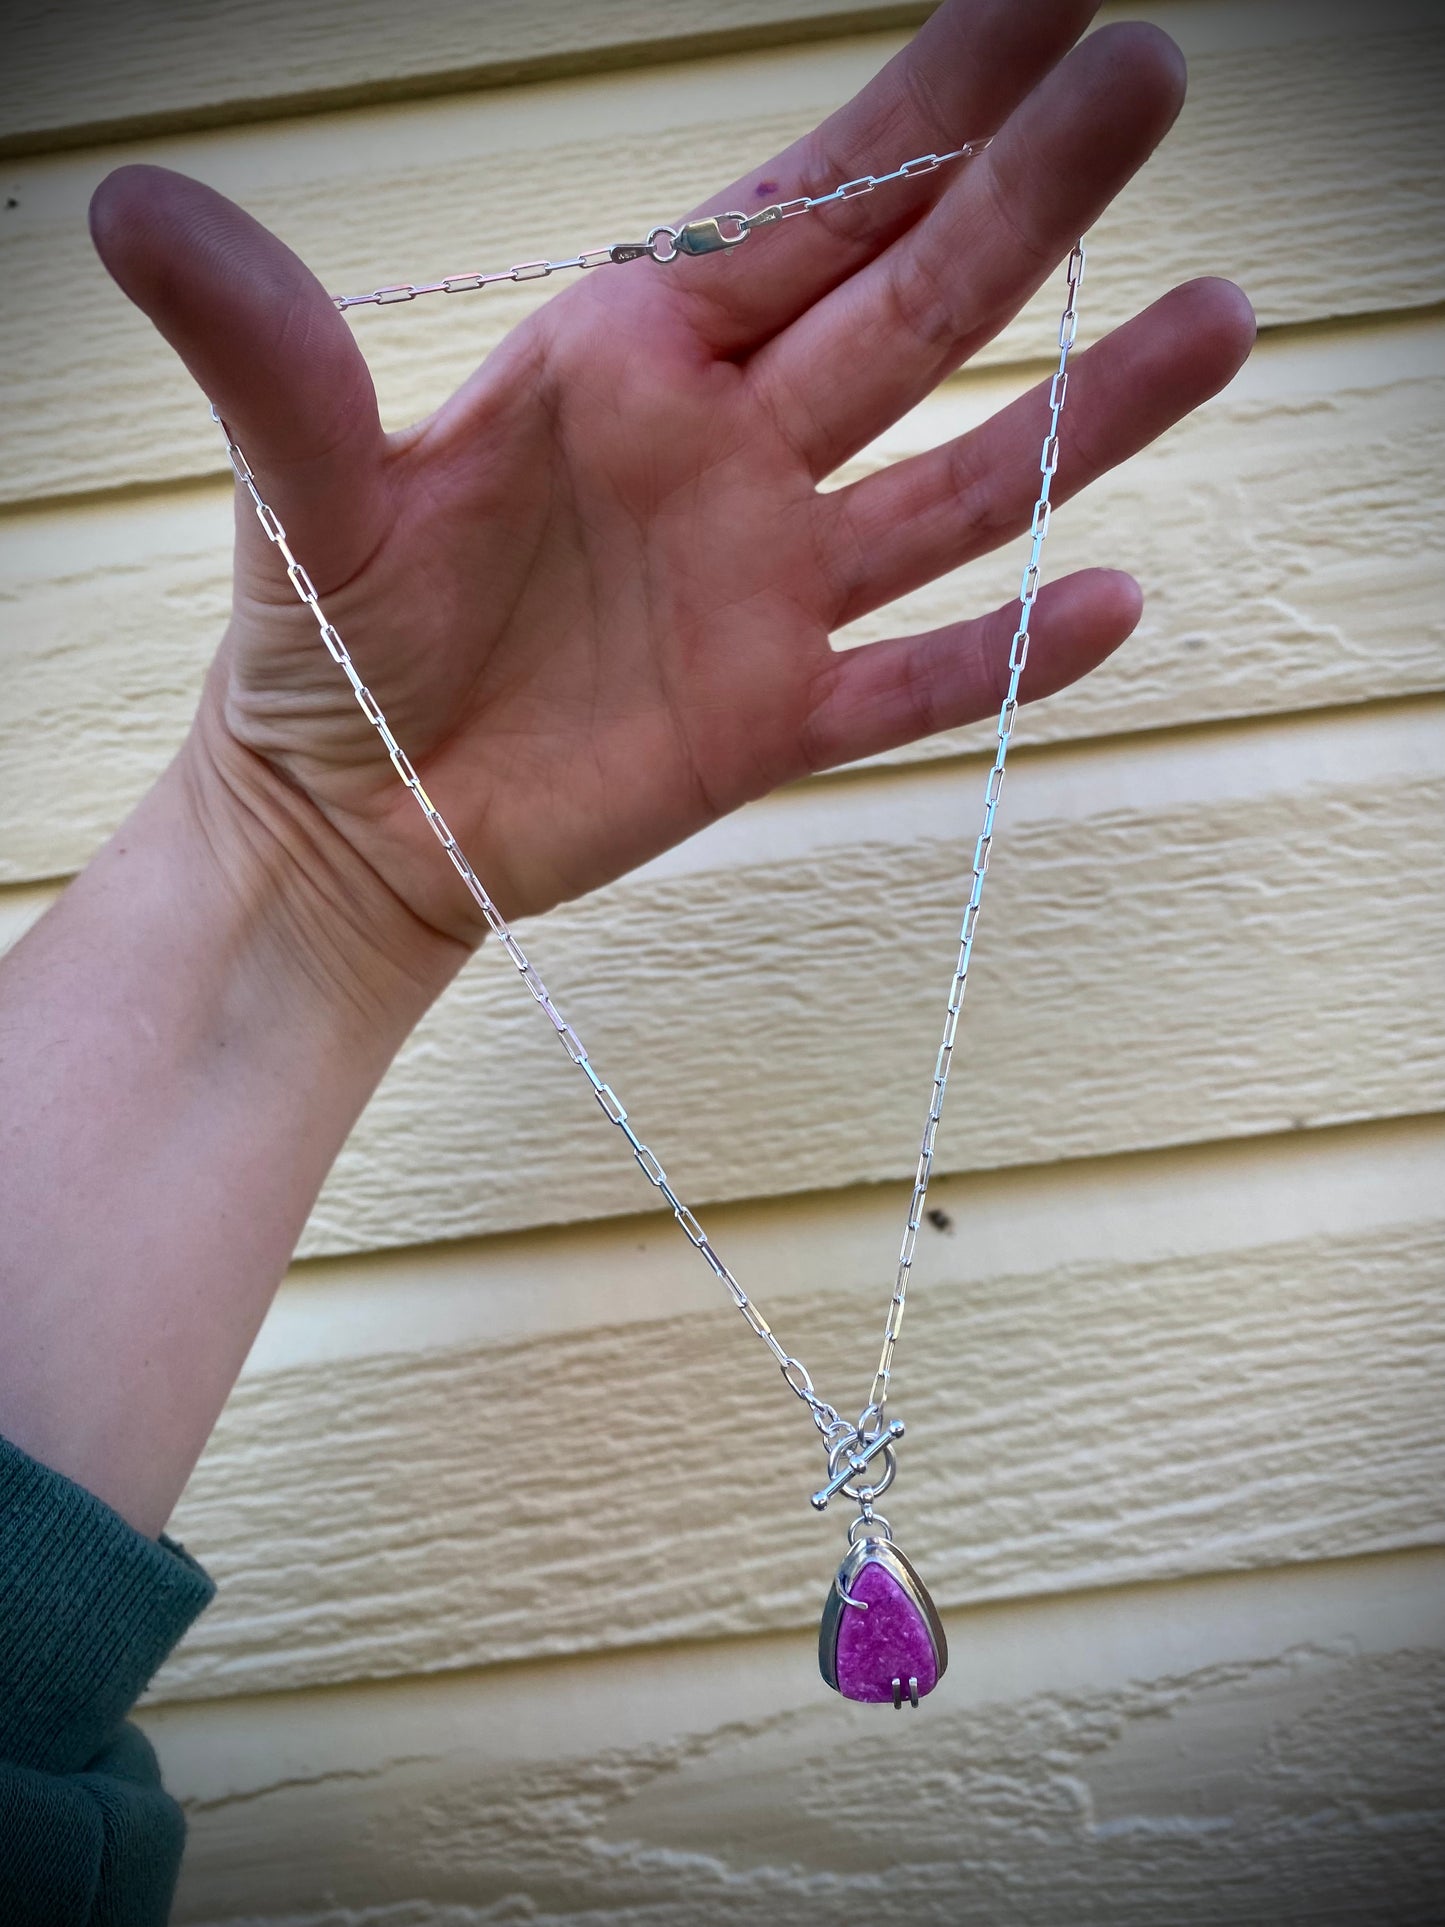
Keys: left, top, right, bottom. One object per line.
{"left": 0, "top": 1435, "right": 214, "bottom": 1926}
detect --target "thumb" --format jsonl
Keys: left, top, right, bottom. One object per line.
{"left": 89, "top": 164, "right": 389, "bottom": 595}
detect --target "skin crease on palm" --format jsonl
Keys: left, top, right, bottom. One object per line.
{"left": 90, "top": 0, "right": 1255, "bottom": 952}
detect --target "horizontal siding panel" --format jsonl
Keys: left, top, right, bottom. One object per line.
{"left": 4, "top": 704, "right": 1439, "bottom": 1258}
{"left": 2, "top": 321, "right": 1441, "bottom": 885}
{"left": 3, "top": 701, "right": 1440, "bottom": 1262}
{"left": 0, "top": 1, "right": 932, "bottom": 155}
{"left": 245, "top": 1115, "right": 1442, "bottom": 1371}
{"left": 2, "top": 1, "right": 1441, "bottom": 506}
{"left": 3, "top": 0, "right": 1414, "bottom": 156}
{"left": 144, "top": 1554, "right": 1445, "bottom": 1924}
{"left": 283, "top": 703, "right": 1445, "bottom": 1256}
{"left": 155, "top": 1119, "right": 1445, "bottom": 1698}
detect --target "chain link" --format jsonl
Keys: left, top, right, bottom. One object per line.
{"left": 209, "top": 154, "right": 1084, "bottom": 1473}
{"left": 330, "top": 143, "right": 988, "bottom": 311}
{"left": 865, "top": 239, "right": 1085, "bottom": 1427}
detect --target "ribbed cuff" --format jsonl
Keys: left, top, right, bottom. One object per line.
{"left": 0, "top": 1435, "right": 214, "bottom": 1776}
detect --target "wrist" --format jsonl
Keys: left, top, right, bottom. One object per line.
{"left": 0, "top": 702, "right": 467, "bottom": 1535}
{"left": 178, "top": 683, "right": 468, "bottom": 1046}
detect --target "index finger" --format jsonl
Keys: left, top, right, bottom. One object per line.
{"left": 644, "top": 0, "right": 1101, "bottom": 357}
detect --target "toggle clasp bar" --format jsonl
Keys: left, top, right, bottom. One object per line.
{"left": 811, "top": 1419, "right": 905, "bottom": 1511}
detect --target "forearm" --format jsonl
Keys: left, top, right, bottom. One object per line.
{"left": 0, "top": 695, "right": 464, "bottom": 1537}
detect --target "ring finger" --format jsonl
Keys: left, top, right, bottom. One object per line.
{"left": 819, "top": 276, "right": 1257, "bottom": 631}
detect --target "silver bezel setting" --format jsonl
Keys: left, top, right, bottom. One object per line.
{"left": 818, "top": 1537, "right": 949, "bottom": 1695}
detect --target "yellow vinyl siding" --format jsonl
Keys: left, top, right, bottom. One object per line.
{"left": 1, "top": 0, "right": 1441, "bottom": 1916}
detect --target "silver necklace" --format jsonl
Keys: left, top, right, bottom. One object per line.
{"left": 209, "top": 145, "right": 1085, "bottom": 1710}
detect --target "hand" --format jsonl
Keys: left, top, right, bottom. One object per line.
{"left": 90, "top": 0, "right": 1254, "bottom": 950}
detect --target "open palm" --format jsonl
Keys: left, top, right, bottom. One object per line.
{"left": 92, "top": 0, "right": 1253, "bottom": 941}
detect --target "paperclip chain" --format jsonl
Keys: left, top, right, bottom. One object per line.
{"left": 864, "top": 238, "right": 1085, "bottom": 1430}
{"left": 330, "top": 143, "right": 988, "bottom": 312}
{"left": 211, "top": 419, "right": 849, "bottom": 1446}
{"left": 209, "top": 153, "right": 1085, "bottom": 1473}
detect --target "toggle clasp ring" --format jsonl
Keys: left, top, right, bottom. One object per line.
{"left": 811, "top": 1419, "right": 905, "bottom": 1511}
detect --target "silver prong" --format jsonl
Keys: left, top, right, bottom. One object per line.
{"left": 892, "top": 1677, "right": 904, "bottom": 1709}
{"left": 909, "top": 1677, "right": 919, "bottom": 1708}
{"left": 834, "top": 1573, "right": 870, "bottom": 1612}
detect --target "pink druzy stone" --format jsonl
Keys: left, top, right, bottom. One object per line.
{"left": 834, "top": 1558, "right": 939, "bottom": 1702}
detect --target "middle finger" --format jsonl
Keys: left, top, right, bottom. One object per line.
{"left": 747, "top": 22, "right": 1187, "bottom": 479}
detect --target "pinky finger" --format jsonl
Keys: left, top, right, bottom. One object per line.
{"left": 798, "top": 567, "right": 1142, "bottom": 774}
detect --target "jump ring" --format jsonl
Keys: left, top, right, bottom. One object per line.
{"left": 848, "top": 1511, "right": 893, "bottom": 1546}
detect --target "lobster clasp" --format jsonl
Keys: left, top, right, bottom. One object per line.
{"left": 674, "top": 212, "right": 750, "bottom": 257}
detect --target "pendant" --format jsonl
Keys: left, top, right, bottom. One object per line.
{"left": 818, "top": 1533, "right": 948, "bottom": 1708}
